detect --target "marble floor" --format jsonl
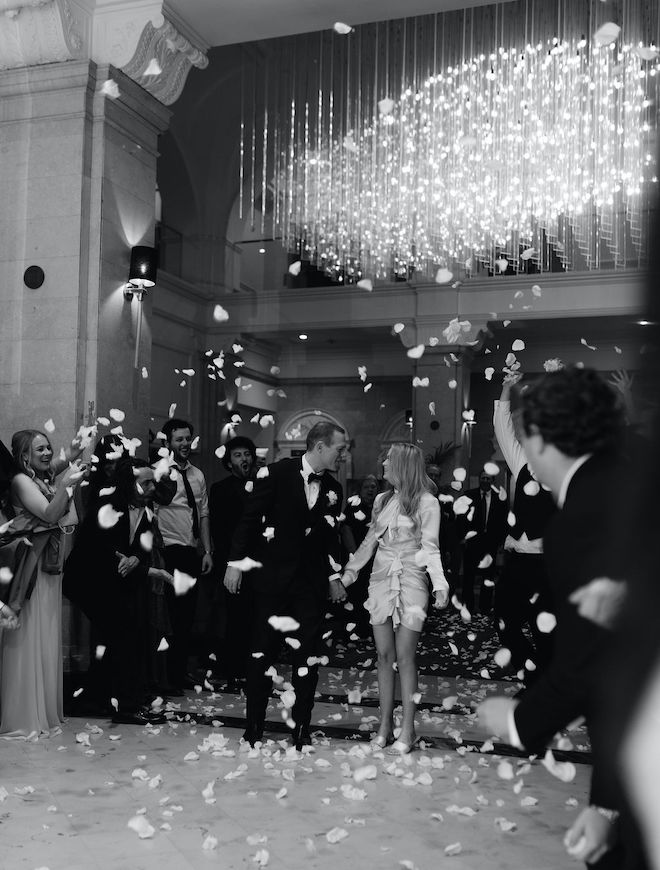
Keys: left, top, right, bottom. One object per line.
{"left": 0, "top": 669, "right": 591, "bottom": 870}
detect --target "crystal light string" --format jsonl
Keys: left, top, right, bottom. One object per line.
{"left": 240, "top": 0, "right": 659, "bottom": 283}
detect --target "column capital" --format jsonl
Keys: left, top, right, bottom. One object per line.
{"left": 0, "top": 0, "right": 208, "bottom": 104}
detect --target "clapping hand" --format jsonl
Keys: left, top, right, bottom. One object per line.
{"left": 115, "top": 551, "right": 140, "bottom": 577}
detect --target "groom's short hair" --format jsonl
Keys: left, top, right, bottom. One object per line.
{"left": 306, "top": 421, "right": 344, "bottom": 451}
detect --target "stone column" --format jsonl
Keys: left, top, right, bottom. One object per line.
{"left": 411, "top": 347, "right": 473, "bottom": 468}
{"left": 0, "top": 60, "right": 170, "bottom": 447}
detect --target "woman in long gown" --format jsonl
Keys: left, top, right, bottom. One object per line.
{"left": 341, "top": 443, "right": 449, "bottom": 754}
{"left": 0, "top": 430, "right": 85, "bottom": 740}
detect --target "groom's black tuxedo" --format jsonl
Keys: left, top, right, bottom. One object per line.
{"left": 512, "top": 453, "right": 627, "bottom": 814}
{"left": 227, "top": 457, "right": 343, "bottom": 738}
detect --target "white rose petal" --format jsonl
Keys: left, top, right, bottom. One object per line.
{"left": 536, "top": 612, "right": 556, "bottom": 633}
{"left": 268, "top": 615, "right": 300, "bottom": 632}
{"left": 127, "top": 815, "right": 155, "bottom": 838}
{"left": 213, "top": 304, "right": 229, "bottom": 322}
{"left": 172, "top": 569, "right": 197, "bottom": 596}
{"left": 97, "top": 504, "right": 123, "bottom": 529}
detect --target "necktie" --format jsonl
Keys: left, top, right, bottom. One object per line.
{"left": 482, "top": 493, "right": 489, "bottom": 532}
{"left": 307, "top": 472, "right": 324, "bottom": 484}
{"left": 179, "top": 467, "right": 200, "bottom": 539}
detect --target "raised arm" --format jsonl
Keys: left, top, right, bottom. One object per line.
{"left": 493, "top": 378, "right": 527, "bottom": 479}
{"left": 11, "top": 464, "right": 84, "bottom": 525}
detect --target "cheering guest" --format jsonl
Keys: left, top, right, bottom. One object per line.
{"left": 208, "top": 436, "right": 257, "bottom": 690}
{"left": 156, "top": 419, "right": 212, "bottom": 691}
{"left": 493, "top": 373, "right": 557, "bottom": 684}
{"left": 1, "top": 430, "right": 86, "bottom": 739}
{"left": 224, "top": 421, "right": 347, "bottom": 749}
{"left": 457, "top": 470, "right": 507, "bottom": 613}
{"left": 477, "top": 366, "right": 628, "bottom": 869}
{"left": 341, "top": 443, "right": 449, "bottom": 755}
{"left": 64, "top": 457, "right": 172, "bottom": 723}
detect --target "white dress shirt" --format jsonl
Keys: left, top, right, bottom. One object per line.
{"left": 300, "top": 455, "right": 321, "bottom": 509}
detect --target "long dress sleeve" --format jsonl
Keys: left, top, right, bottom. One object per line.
{"left": 493, "top": 400, "right": 527, "bottom": 480}
{"left": 418, "top": 495, "right": 449, "bottom": 593}
{"left": 340, "top": 494, "right": 387, "bottom": 587}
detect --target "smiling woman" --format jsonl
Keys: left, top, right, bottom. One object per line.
{"left": 0, "top": 430, "right": 86, "bottom": 740}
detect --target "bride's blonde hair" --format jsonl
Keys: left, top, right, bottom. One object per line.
{"left": 380, "top": 443, "right": 436, "bottom": 533}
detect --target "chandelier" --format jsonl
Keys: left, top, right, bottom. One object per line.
{"left": 239, "top": 0, "right": 659, "bottom": 283}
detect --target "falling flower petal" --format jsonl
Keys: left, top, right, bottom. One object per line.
{"left": 143, "top": 58, "right": 162, "bottom": 76}
{"left": 594, "top": 22, "right": 621, "bottom": 45}
{"left": 157, "top": 637, "right": 169, "bottom": 652}
{"left": 520, "top": 248, "right": 536, "bottom": 261}
{"left": 288, "top": 260, "right": 302, "bottom": 276}
{"left": 97, "top": 504, "right": 123, "bottom": 529}
{"left": 511, "top": 339, "right": 525, "bottom": 352}
{"left": 100, "top": 79, "right": 120, "bottom": 98}
{"left": 448, "top": 379, "right": 457, "bottom": 390}
{"left": 428, "top": 401, "right": 436, "bottom": 415}
{"left": 268, "top": 615, "right": 300, "bottom": 632}
{"left": 435, "top": 268, "right": 453, "bottom": 284}
{"left": 478, "top": 554, "right": 493, "bottom": 570}
{"left": 503, "top": 320, "right": 511, "bottom": 327}
{"left": 542, "top": 749, "right": 576, "bottom": 782}
{"left": 543, "top": 358, "right": 563, "bottom": 372}
{"left": 357, "top": 278, "right": 373, "bottom": 291}
{"left": 393, "top": 322, "right": 405, "bottom": 334}
{"left": 172, "top": 569, "right": 197, "bottom": 596}
{"left": 483, "top": 462, "right": 499, "bottom": 476}
{"left": 412, "top": 376, "right": 429, "bottom": 388}
{"left": 407, "top": 344, "right": 425, "bottom": 359}
{"left": 333, "top": 21, "right": 353, "bottom": 35}
{"left": 213, "top": 304, "right": 229, "bottom": 322}
{"left": 444, "top": 843, "right": 462, "bottom": 856}
{"left": 494, "top": 647, "right": 511, "bottom": 668}
{"left": 485, "top": 367, "right": 495, "bottom": 381}
{"left": 536, "top": 612, "right": 556, "bottom": 633}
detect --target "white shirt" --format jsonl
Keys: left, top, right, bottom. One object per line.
{"left": 156, "top": 461, "right": 209, "bottom": 547}
{"left": 507, "top": 453, "right": 593, "bottom": 749}
{"left": 493, "top": 399, "right": 544, "bottom": 555}
{"left": 300, "top": 455, "right": 321, "bottom": 509}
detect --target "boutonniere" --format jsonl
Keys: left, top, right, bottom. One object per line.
{"left": 326, "top": 490, "right": 338, "bottom": 506}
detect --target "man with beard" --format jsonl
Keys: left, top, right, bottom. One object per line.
{"left": 156, "top": 419, "right": 213, "bottom": 692}
{"left": 208, "top": 437, "right": 257, "bottom": 691}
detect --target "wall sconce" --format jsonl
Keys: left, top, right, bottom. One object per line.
{"left": 124, "top": 246, "right": 157, "bottom": 300}
{"left": 124, "top": 246, "right": 157, "bottom": 369}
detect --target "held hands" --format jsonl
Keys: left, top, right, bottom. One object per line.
{"left": 432, "top": 585, "right": 449, "bottom": 609}
{"left": 564, "top": 806, "right": 618, "bottom": 864}
{"left": 329, "top": 578, "right": 347, "bottom": 603}
{"left": 201, "top": 552, "right": 213, "bottom": 575}
{"left": 115, "top": 551, "right": 140, "bottom": 578}
{"left": 224, "top": 565, "right": 242, "bottom": 594}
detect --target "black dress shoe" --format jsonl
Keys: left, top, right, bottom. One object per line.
{"left": 242, "top": 726, "right": 264, "bottom": 747}
{"left": 111, "top": 707, "right": 167, "bottom": 726}
{"left": 292, "top": 728, "right": 312, "bottom": 751}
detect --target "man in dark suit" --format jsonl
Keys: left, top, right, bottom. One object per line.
{"left": 64, "top": 457, "right": 172, "bottom": 724}
{"left": 224, "top": 421, "right": 347, "bottom": 749}
{"left": 208, "top": 436, "right": 257, "bottom": 690}
{"left": 478, "top": 366, "right": 629, "bottom": 869}
{"left": 457, "top": 470, "right": 507, "bottom": 613}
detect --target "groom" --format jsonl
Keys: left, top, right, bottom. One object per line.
{"left": 224, "top": 421, "right": 348, "bottom": 749}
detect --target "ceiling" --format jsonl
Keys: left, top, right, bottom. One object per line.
{"left": 165, "top": 0, "right": 509, "bottom": 49}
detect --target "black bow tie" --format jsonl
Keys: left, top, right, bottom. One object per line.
{"left": 306, "top": 472, "right": 324, "bottom": 484}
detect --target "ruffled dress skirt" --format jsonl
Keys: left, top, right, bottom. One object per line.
{"left": 365, "top": 541, "right": 430, "bottom": 631}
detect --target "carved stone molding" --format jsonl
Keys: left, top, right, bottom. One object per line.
{"left": 120, "top": 18, "right": 208, "bottom": 105}
{"left": 0, "top": 1, "right": 208, "bottom": 105}
{"left": 0, "top": 0, "right": 84, "bottom": 69}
